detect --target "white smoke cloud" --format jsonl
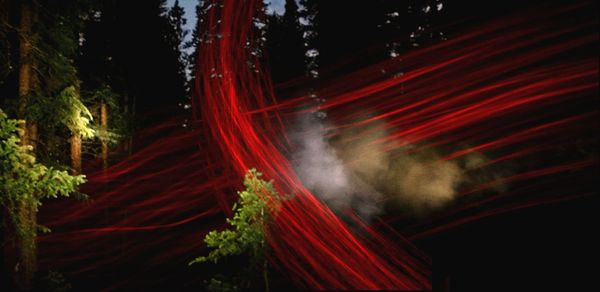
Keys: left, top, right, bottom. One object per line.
{"left": 290, "top": 115, "right": 383, "bottom": 221}
{"left": 290, "top": 113, "right": 505, "bottom": 219}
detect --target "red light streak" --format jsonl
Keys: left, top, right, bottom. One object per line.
{"left": 37, "top": 1, "right": 597, "bottom": 289}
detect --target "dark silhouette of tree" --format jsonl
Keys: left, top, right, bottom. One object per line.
{"left": 266, "top": 0, "right": 305, "bottom": 83}
{"left": 96, "top": 0, "right": 186, "bottom": 124}
{"left": 298, "top": 0, "right": 319, "bottom": 78}
{"left": 305, "top": 0, "right": 389, "bottom": 74}
{"left": 167, "top": 0, "right": 188, "bottom": 99}
{"left": 185, "top": 0, "right": 210, "bottom": 112}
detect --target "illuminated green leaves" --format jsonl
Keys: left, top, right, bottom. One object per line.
{"left": 0, "top": 109, "right": 86, "bottom": 237}
{"left": 189, "top": 169, "right": 283, "bottom": 265}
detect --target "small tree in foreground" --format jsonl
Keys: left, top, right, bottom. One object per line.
{"left": 190, "top": 169, "right": 284, "bottom": 292}
{"left": 1, "top": 109, "right": 86, "bottom": 290}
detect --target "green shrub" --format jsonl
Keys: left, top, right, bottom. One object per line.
{"left": 190, "top": 169, "right": 285, "bottom": 291}
{"left": 0, "top": 108, "right": 86, "bottom": 237}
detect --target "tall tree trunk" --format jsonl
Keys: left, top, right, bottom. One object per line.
{"left": 71, "top": 86, "right": 82, "bottom": 174}
{"left": 100, "top": 101, "right": 108, "bottom": 169}
{"left": 1, "top": 0, "right": 13, "bottom": 289}
{"left": 18, "top": 1, "right": 33, "bottom": 148}
{"left": 11, "top": 1, "right": 37, "bottom": 290}
{"left": 70, "top": 134, "right": 82, "bottom": 174}
{"left": 16, "top": 199, "right": 37, "bottom": 291}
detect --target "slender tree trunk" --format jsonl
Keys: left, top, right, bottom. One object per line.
{"left": 16, "top": 199, "right": 37, "bottom": 291}
{"left": 1, "top": 0, "right": 14, "bottom": 289}
{"left": 100, "top": 101, "right": 108, "bottom": 169}
{"left": 11, "top": 1, "right": 37, "bottom": 290}
{"left": 71, "top": 86, "right": 82, "bottom": 174}
{"left": 70, "top": 134, "right": 82, "bottom": 174}
{"left": 18, "top": 0, "right": 33, "bottom": 146}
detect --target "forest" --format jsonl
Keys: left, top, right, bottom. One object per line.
{"left": 1, "top": 0, "right": 598, "bottom": 291}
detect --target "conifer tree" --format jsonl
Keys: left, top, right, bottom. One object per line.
{"left": 168, "top": 0, "right": 188, "bottom": 83}
{"left": 266, "top": 0, "right": 305, "bottom": 83}
{"left": 185, "top": 0, "right": 209, "bottom": 104}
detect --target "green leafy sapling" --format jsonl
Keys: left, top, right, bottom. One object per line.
{"left": 190, "top": 169, "right": 284, "bottom": 291}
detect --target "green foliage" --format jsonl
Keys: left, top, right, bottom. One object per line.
{"left": 190, "top": 169, "right": 283, "bottom": 265}
{"left": 190, "top": 169, "right": 285, "bottom": 292}
{"left": 12, "top": 1, "right": 97, "bottom": 165}
{"left": 87, "top": 86, "right": 128, "bottom": 145}
{"left": 28, "top": 86, "right": 95, "bottom": 140}
{"left": 88, "top": 85, "right": 119, "bottom": 109}
{"left": 57, "top": 86, "right": 94, "bottom": 139}
{"left": 26, "top": 85, "right": 96, "bottom": 165}
{"left": 0, "top": 109, "right": 86, "bottom": 237}
{"left": 29, "top": 1, "right": 83, "bottom": 97}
